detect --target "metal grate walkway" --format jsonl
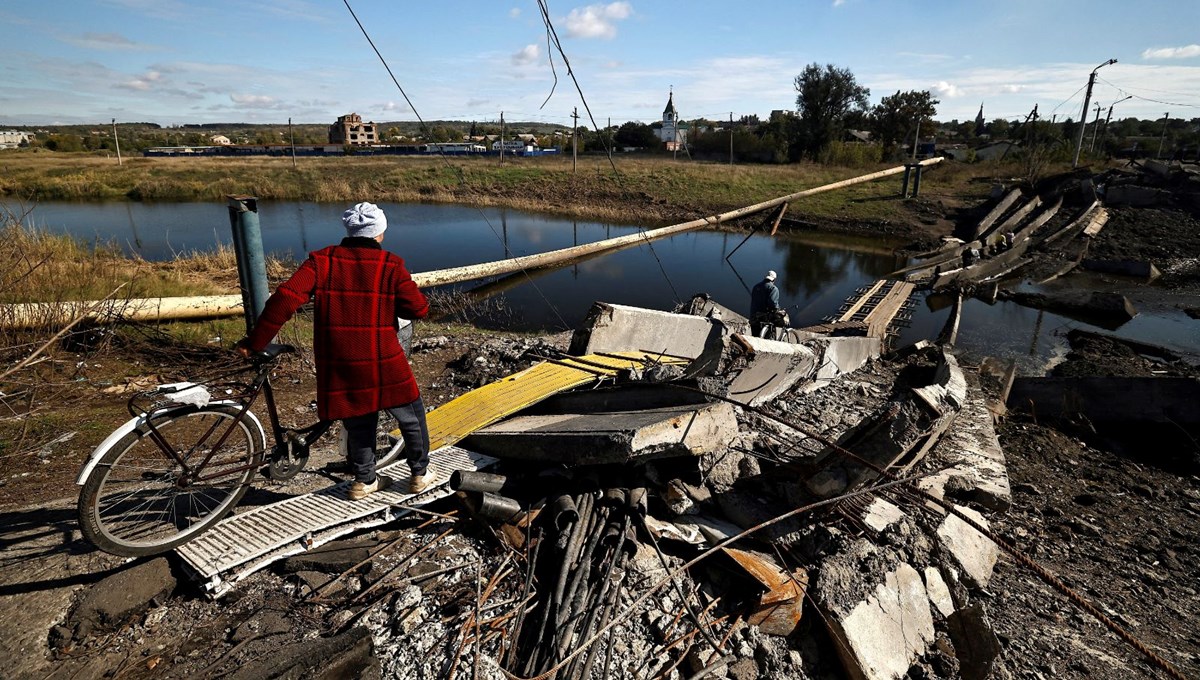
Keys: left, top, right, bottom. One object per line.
{"left": 177, "top": 351, "right": 681, "bottom": 596}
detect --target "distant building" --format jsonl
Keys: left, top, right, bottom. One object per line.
{"left": 657, "top": 90, "right": 689, "bottom": 151}
{"left": 974, "top": 104, "right": 986, "bottom": 137}
{"left": 0, "top": 130, "right": 30, "bottom": 149}
{"left": 210, "top": 135, "right": 231, "bottom": 145}
{"left": 329, "top": 113, "right": 377, "bottom": 146}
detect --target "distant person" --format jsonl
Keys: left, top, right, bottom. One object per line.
{"left": 750, "top": 270, "right": 782, "bottom": 337}
{"left": 237, "top": 202, "right": 433, "bottom": 499}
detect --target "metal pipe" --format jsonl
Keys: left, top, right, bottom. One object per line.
{"left": 551, "top": 494, "right": 578, "bottom": 531}
{"left": 227, "top": 195, "right": 269, "bottom": 332}
{"left": 451, "top": 470, "right": 509, "bottom": 494}
{"left": 475, "top": 492, "right": 523, "bottom": 522}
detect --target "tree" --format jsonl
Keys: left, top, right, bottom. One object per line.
{"left": 988, "top": 118, "right": 1011, "bottom": 139}
{"left": 614, "top": 121, "right": 658, "bottom": 149}
{"left": 869, "top": 90, "right": 939, "bottom": 156}
{"left": 793, "top": 63, "right": 870, "bottom": 161}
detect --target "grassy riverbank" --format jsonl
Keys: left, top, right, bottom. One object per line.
{"left": 2, "top": 151, "right": 1010, "bottom": 227}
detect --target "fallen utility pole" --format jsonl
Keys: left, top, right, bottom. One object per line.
{"left": 0, "top": 158, "right": 942, "bottom": 327}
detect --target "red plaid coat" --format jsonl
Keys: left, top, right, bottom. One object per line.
{"left": 247, "top": 237, "right": 429, "bottom": 421}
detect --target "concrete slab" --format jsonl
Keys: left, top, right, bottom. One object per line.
{"left": 1082, "top": 258, "right": 1161, "bottom": 281}
{"left": 568, "top": 302, "right": 731, "bottom": 361}
{"left": 825, "top": 562, "right": 936, "bottom": 680}
{"left": 862, "top": 497, "right": 907, "bottom": 533}
{"left": 725, "top": 335, "right": 820, "bottom": 406}
{"left": 465, "top": 402, "right": 739, "bottom": 464}
{"left": 936, "top": 505, "right": 999, "bottom": 590}
{"left": 804, "top": 337, "right": 882, "bottom": 392}
{"left": 919, "top": 371, "right": 1011, "bottom": 513}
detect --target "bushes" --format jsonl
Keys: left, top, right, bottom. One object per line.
{"left": 818, "top": 141, "right": 882, "bottom": 167}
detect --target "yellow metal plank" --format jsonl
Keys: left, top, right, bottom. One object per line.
{"left": 395, "top": 351, "right": 687, "bottom": 451}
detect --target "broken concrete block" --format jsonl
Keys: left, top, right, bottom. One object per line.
{"left": 466, "top": 402, "right": 738, "bottom": 464}
{"left": 568, "top": 301, "right": 731, "bottom": 362}
{"left": 804, "top": 337, "right": 882, "bottom": 392}
{"left": 936, "top": 506, "right": 999, "bottom": 590}
{"left": 924, "top": 567, "right": 955, "bottom": 618}
{"left": 862, "top": 498, "right": 907, "bottom": 534}
{"left": 947, "top": 603, "right": 1002, "bottom": 680}
{"left": 822, "top": 561, "right": 936, "bottom": 680}
{"left": 723, "top": 334, "right": 819, "bottom": 406}
{"left": 919, "top": 371, "right": 1011, "bottom": 512}
{"left": 1106, "top": 184, "right": 1170, "bottom": 206}
{"left": 70, "top": 558, "right": 176, "bottom": 637}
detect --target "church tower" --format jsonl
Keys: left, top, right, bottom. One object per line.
{"left": 658, "top": 88, "right": 686, "bottom": 149}
{"left": 975, "top": 103, "right": 986, "bottom": 137}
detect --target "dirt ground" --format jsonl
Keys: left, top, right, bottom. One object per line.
{"left": 2, "top": 163, "right": 1200, "bottom": 679}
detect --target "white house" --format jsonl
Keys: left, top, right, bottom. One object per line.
{"left": 210, "top": 135, "right": 231, "bottom": 145}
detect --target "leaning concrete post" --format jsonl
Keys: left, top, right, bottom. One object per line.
{"left": 227, "top": 196, "right": 269, "bottom": 332}
{"left": 901, "top": 165, "right": 913, "bottom": 198}
{"left": 912, "top": 165, "right": 923, "bottom": 197}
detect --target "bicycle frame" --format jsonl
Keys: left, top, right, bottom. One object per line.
{"left": 134, "top": 358, "right": 333, "bottom": 484}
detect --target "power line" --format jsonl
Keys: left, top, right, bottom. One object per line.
{"left": 342, "top": 0, "right": 571, "bottom": 331}
{"left": 534, "top": 0, "right": 683, "bottom": 305}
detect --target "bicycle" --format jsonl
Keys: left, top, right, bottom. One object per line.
{"left": 75, "top": 344, "right": 404, "bottom": 557}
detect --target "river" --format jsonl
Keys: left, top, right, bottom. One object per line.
{"left": 16, "top": 200, "right": 1200, "bottom": 372}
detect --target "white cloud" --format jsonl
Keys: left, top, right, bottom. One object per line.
{"left": 832, "top": 0, "right": 847, "bottom": 6}
{"left": 565, "top": 2, "right": 632, "bottom": 40}
{"left": 1001, "top": 84, "right": 1023, "bottom": 93}
{"left": 933, "top": 80, "right": 962, "bottom": 97}
{"left": 509, "top": 7, "right": 521, "bottom": 18}
{"left": 230, "top": 93, "right": 279, "bottom": 108}
{"left": 114, "top": 70, "right": 164, "bottom": 91}
{"left": 63, "top": 32, "right": 147, "bottom": 51}
{"left": 1141, "top": 44, "right": 1200, "bottom": 60}
{"left": 512, "top": 44, "right": 539, "bottom": 66}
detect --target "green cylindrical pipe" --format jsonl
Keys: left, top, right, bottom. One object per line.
{"left": 227, "top": 195, "right": 269, "bottom": 332}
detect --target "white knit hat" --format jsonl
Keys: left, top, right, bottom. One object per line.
{"left": 765, "top": 270, "right": 777, "bottom": 281}
{"left": 342, "top": 202, "right": 388, "bottom": 238}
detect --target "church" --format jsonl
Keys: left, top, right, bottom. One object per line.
{"left": 656, "top": 90, "right": 688, "bottom": 151}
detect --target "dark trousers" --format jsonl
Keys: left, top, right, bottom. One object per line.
{"left": 342, "top": 396, "right": 431, "bottom": 483}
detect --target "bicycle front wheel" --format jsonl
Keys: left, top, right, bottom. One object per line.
{"left": 78, "top": 404, "right": 265, "bottom": 556}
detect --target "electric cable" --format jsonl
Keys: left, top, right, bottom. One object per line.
{"left": 535, "top": 0, "right": 684, "bottom": 306}
{"left": 342, "top": 0, "right": 572, "bottom": 331}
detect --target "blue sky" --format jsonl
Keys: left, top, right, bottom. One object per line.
{"left": 2, "top": 1, "right": 1198, "bottom": 128}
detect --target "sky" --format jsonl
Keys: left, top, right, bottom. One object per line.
{"left": 2, "top": 0, "right": 1199, "bottom": 129}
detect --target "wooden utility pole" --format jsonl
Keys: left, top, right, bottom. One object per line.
{"left": 1157, "top": 112, "right": 1170, "bottom": 158}
{"left": 910, "top": 115, "right": 920, "bottom": 160}
{"left": 289, "top": 117, "right": 296, "bottom": 168}
{"left": 1088, "top": 102, "right": 1102, "bottom": 152}
{"left": 500, "top": 111, "right": 505, "bottom": 165}
{"left": 571, "top": 107, "right": 579, "bottom": 172}
{"left": 112, "top": 118, "right": 122, "bottom": 166}
{"left": 607, "top": 116, "right": 613, "bottom": 162}
{"left": 729, "top": 112, "right": 734, "bottom": 166}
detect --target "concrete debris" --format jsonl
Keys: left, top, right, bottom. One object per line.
{"left": 68, "top": 558, "right": 176, "bottom": 641}
{"left": 935, "top": 505, "right": 999, "bottom": 590}
{"left": 947, "top": 603, "right": 1002, "bottom": 680}
{"left": 918, "top": 370, "right": 1012, "bottom": 512}
{"left": 568, "top": 301, "right": 731, "bottom": 362}
{"left": 818, "top": 551, "right": 936, "bottom": 680}
{"left": 466, "top": 401, "right": 738, "bottom": 463}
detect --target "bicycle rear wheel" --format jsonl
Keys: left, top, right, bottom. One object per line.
{"left": 78, "top": 404, "right": 265, "bottom": 556}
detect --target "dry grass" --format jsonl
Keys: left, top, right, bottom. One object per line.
{"left": 0, "top": 151, "right": 1040, "bottom": 226}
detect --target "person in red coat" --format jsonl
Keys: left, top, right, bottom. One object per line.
{"left": 238, "top": 202, "right": 432, "bottom": 499}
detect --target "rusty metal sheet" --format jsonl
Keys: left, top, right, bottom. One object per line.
{"left": 722, "top": 547, "right": 808, "bottom": 636}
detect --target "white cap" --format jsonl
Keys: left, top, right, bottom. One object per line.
{"left": 765, "top": 270, "right": 777, "bottom": 281}
{"left": 342, "top": 201, "right": 388, "bottom": 238}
